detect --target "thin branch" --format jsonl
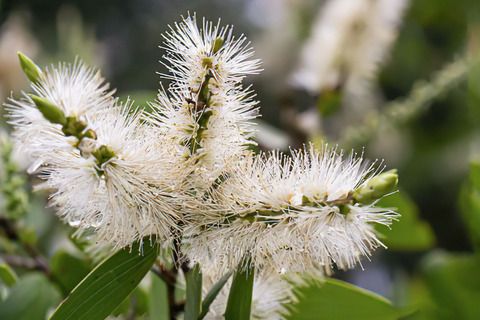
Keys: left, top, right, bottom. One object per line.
{"left": 0, "top": 216, "right": 51, "bottom": 276}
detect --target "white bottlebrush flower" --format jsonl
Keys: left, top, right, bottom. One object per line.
{"left": 185, "top": 144, "right": 398, "bottom": 275}
{"left": 5, "top": 56, "right": 189, "bottom": 249}
{"left": 291, "top": 0, "right": 409, "bottom": 94}
{"left": 201, "top": 272, "right": 293, "bottom": 320}
{"left": 33, "top": 104, "right": 187, "bottom": 248}
{"left": 151, "top": 14, "right": 261, "bottom": 188}
{"left": 5, "top": 60, "right": 114, "bottom": 171}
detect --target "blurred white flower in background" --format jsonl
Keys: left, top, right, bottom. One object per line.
{"left": 291, "top": 0, "right": 409, "bottom": 96}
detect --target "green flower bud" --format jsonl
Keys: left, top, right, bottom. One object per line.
{"left": 82, "top": 129, "right": 97, "bottom": 140}
{"left": 62, "top": 116, "right": 87, "bottom": 138}
{"left": 30, "top": 95, "right": 67, "bottom": 125}
{"left": 92, "top": 145, "right": 116, "bottom": 167}
{"left": 201, "top": 57, "right": 214, "bottom": 69}
{"left": 18, "top": 52, "right": 42, "bottom": 83}
{"left": 212, "top": 37, "right": 224, "bottom": 54}
{"left": 353, "top": 169, "right": 398, "bottom": 204}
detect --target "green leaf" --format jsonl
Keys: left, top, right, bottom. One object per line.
{"left": 49, "top": 239, "right": 158, "bottom": 320}
{"left": 459, "top": 162, "right": 480, "bottom": 250}
{"left": 150, "top": 275, "right": 169, "bottom": 320}
{"left": 199, "top": 271, "right": 232, "bottom": 319}
{"left": 50, "top": 250, "right": 91, "bottom": 295}
{"left": 422, "top": 252, "right": 480, "bottom": 320}
{"left": 0, "top": 263, "right": 17, "bottom": 287}
{"left": 376, "top": 192, "right": 435, "bottom": 250}
{"left": 286, "top": 278, "right": 401, "bottom": 320}
{"left": 0, "top": 273, "right": 61, "bottom": 320}
{"left": 225, "top": 264, "right": 254, "bottom": 320}
{"left": 185, "top": 263, "right": 202, "bottom": 320}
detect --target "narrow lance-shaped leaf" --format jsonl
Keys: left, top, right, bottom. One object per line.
{"left": 49, "top": 238, "right": 158, "bottom": 320}
{"left": 184, "top": 263, "right": 202, "bottom": 320}
{"left": 199, "top": 271, "right": 232, "bottom": 320}
{"left": 150, "top": 273, "right": 169, "bottom": 320}
{"left": 224, "top": 261, "right": 254, "bottom": 320}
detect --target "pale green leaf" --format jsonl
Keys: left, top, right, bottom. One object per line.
{"left": 422, "top": 252, "right": 480, "bottom": 320}
{"left": 150, "top": 274, "right": 169, "bottom": 320}
{"left": 225, "top": 264, "right": 254, "bottom": 320}
{"left": 0, "top": 263, "right": 17, "bottom": 287}
{"left": 185, "top": 263, "right": 202, "bottom": 320}
{"left": 286, "top": 278, "right": 401, "bottom": 320}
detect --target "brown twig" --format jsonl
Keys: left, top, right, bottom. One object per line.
{"left": 0, "top": 216, "right": 51, "bottom": 276}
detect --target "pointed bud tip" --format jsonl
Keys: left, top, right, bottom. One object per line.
{"left": 30, "top": 95, "right": 67, "bottom": 126}
{"left": 212, "top": 37, "right": 224, "bottom": 54}
{"left": 18, "top": 52, "right": 41, "bottom": 83}
{"left": 353, "top": 169, "right": 399, "bottom": 204}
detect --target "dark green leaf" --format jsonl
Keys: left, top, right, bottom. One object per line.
{"left": 225, "top": 264, "right": 254, "bottom": 320}
{"left": 0, "top": 273, "right": 61, "bottom": 320}
{"left": 49, "top": 239, "right": 158, "bottom": 320}
{"left": 0, "top": 263, "right": 17, "bottom": 287}
{"left": 185, "top": 263, "right": 202, "bottom": 320}
{"left": 377, "top": 192, "right": 435, "bottom": 250}
{"left": 199, "top": 271, "right": 232, "bottom": 319}
{"left": 286, "top": 278, "right": 401, "bottom": 320}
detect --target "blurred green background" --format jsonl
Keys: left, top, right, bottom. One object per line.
{"left": 0, "top": 0, "right": 479, "bottom": 319}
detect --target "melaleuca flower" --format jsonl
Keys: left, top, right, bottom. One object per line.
{"left": 291, "top": 0, "right": 409, "bottom": 95}
{"left": 5, "top": 56, "right": 114, "bottom": 172}
{"left": 185, "top": 144, "right": 399, "bottom": 274}
{"left": 5, "top": 54, "right": 188, "bottom": 249}
{"left": 37, "top": 105, "right": 188, "bottom": 248}
{"left": 202, "top": 273, "right": 293, "bottom": 320}
{"left": 151, "top": 14, "right": 261, "bottom": 188}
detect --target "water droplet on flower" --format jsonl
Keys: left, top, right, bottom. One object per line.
{"left": 27, "top": 158, "right": 44, "bottom": 174}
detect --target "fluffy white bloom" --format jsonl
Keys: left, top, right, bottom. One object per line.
{"left": 201, "top": 273, "right": 293, "bottom": 320}
{"left": 5, "top": 60, "right": 114, "bottom": 171}
{"left": 291, "top": 0, "right": 409, "bottom": 94}
{"left": 5, "top": 59, "right": 188, "bottom": 249}
{"left": 185, "top": 145, "right": 398, "bottom": 274}
{"left": 151, "top": 14, "right": 261, "bottom": 188}
{"left": 37, "top": 106, "right": 187, "bottom": 248}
